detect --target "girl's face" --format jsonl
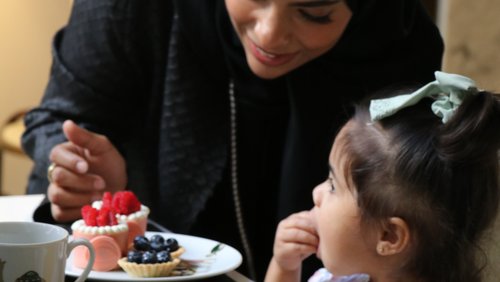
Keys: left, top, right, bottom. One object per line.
{"left": 225, "top": 0, "right": 352, "bottom": 79}
{"left": 311, "top": 123, "right": 378, "bottom": 275}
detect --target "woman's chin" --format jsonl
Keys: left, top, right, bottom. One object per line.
{"left": 246, "top": 56, "right": 296, "bottom": 80}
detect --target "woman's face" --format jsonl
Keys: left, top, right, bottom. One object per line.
{"left": 225, "top": 0, "right": 352, "bottom": 79}
{"left": 311, "top": 122, "right": 378, "bottom": 275}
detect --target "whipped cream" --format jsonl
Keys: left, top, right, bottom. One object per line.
{"left": 92, "top": 201, "right": 149, "bottom": 221}
{"left": 71, "top": 219, "right": 128, "bottom": 235}
{"left": 92, "top": 201, "right": 103, "bottom": 209}
{"left": 117, "top": 205, "right": 150, "bottom": 221}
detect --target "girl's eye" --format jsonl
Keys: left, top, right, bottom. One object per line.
{"left": 328, "top": 177, "right": 335, "bottom": 192}
{"left": 298, "top": 9, "right": 333, "bottom": 24}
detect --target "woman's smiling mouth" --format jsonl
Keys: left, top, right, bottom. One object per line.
{"left": 248, "top": 39, "right": 298, "bottom": 66}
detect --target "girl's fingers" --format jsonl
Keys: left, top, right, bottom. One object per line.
{"left": 278, "top": 227, "right": 319, "bottom": 247}
{"left": 280, "top": 211, "right": 317, "bottom": 234}
{"left": 278, "top": 241, "right": 317, "bottom": 257}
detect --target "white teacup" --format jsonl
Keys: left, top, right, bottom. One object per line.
{"left": 0, "top": 221, "right": 94, "bottom": 282}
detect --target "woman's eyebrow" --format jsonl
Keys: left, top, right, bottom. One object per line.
{"left": 290, "top": 0, "right": 342, "bottom": 8}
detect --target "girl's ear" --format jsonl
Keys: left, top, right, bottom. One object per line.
{"left": 376, "top": 217, "right": 410, "bottom": 256}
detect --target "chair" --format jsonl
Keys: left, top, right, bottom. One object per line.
{"left": 0, "top": 110, "right": 27, "bottom": 195}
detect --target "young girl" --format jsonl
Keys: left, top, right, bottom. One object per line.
{"left": 265, "top": 71, "right": 500, "bottom": 282}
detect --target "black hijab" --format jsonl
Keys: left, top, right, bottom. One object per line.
{"left": 161, "top": 0, "right": 443, "bottom": 229}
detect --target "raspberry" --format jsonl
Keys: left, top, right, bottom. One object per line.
{"left": 81, "top": 205, "right": 98, "bottom": 226}
{"left": 102, "top": 192, "right": 113, "bottom": 210}
{"left": 109, "top": 209, "right": 118, "bottom": 225}
{"left": 82, "top": 204, "right": 118, "bottom": 226}
{"left": 97, "top": 206, "right": 120, "bottom": 226}
{"left": 81, "top": 191, "right": 142, "bottom": 226}
{"left": 111, "top": 191, "right": 141, "bottom": 215}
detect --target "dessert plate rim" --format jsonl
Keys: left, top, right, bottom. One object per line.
{"left": 65, "top": 231, "right": 243, "bottom": 281}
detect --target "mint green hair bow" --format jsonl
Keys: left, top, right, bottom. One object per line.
{"left": 370, "top": 71, "right": 479, "bottom": 123}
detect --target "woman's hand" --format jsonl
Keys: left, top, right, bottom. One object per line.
{"left": 273, "top": 210, "right": 318, "bottom": 271}
{"left": 47, "top": 120, "right": 127, "bottom": 222}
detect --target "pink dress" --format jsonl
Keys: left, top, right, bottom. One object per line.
{"left": 308, "top": 268, "right": 370, "bottom": 282}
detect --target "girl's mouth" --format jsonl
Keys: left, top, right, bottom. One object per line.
{"left": 248, "top": 39, "right": 298, "bottom": 67}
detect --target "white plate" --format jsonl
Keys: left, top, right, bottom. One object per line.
{"left": 66, "top": 231, "right": 243, "bottom": 281}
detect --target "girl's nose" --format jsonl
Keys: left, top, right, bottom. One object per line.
{"left": 254, "top": 5, "right": 290, "bottom": 50}
{"left": 312, "top": 184, "right": 324, "bottom": 207}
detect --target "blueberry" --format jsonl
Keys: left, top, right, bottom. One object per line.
{"left": 133, "top": 236, "right": 150, "bottom": 251}
{"left": 150, "top": 241, "right": 167, "bottom": 252}
{"left": 150, "top": 234, "right": 165, "bottom": 245}
{"left": 165, "top": 238, "right": 179, "bottom": 252}
{"left": 127, "top": 250, "right": 143, "bottom": 263}
{"left": 142, "top": 251, "right": 157, "bottom": 264}
{"left": 156, "top": 250, "right": 171, "bottom": 263}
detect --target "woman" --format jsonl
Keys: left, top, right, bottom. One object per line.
{"left": 22, "top": 0, "right": 443, "bottom": 280}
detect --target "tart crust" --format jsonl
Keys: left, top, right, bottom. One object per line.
{"left": 117, "top": 257, "right": 181, "bottom": 277}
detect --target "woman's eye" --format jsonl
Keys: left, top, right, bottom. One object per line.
{"left": 328, "top": 177, "right": 335, "bottom": 192}
{"left": 299, "top": 9, "right": 332, "bottom": 24}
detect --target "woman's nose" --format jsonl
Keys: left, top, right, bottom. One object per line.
{"left": 254, "top": 6, "right": 290, "bottom": 49}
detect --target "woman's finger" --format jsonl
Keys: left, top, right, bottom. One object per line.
{"left": 49, "top": 142, "right": 89, "bottom": 174}
{"left": 63, "top": 120, "right": 115, "bottom": 156}
{"left": 47, "top": 184, "right": 100, "bottom": 209}
{"left": 47, "top": 182, "right": 101, "bottom": 208}
{"left": 48, "top": 165, "right": 105, "bottom": 191}
{"left": 50, "top": 203, "right": 85, "bottom": 223}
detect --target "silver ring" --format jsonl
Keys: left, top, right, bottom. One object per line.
{"left": 47, "top": 163, "right": 57, "bottom": 183}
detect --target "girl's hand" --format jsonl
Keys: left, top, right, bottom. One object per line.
{"left": 272, "top": 210, "right": 319, "bottom": 271}
{"left": 47, "top": 120, "right": 127, "bottom": 222}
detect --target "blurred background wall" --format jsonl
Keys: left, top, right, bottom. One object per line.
{"left": 0, "top": 0, "right": 71, "bottom": 195}
{"left": 442, "top": 0, "right": 500, "bottom": 91}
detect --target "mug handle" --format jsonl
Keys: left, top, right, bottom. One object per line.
{"left": 67, "top": 238, "right": 95, "bottom": 282}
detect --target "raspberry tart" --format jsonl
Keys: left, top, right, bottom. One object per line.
{"left": 71, "top": 205, "right": 128, "bottom": 271}
{"left": 93, "top": 191, "right": 150, "bottom": 248}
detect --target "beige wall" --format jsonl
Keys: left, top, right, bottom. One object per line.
{"left": 442, "top": 0, "right": 500, "bottom": 91}
{"left": 0, "top": 0, "right": 71, "bottom": 195}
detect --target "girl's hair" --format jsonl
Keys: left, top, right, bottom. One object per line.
{"left": 341, "top": 89, "right": 500, "bottom": 281}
